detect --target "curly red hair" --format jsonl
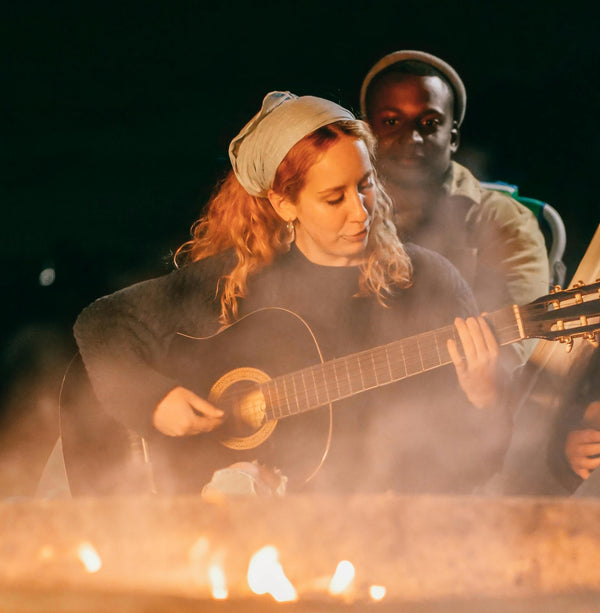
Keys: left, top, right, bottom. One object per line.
{"left": 176, "top": 119, "right": 412, "bottom": 323}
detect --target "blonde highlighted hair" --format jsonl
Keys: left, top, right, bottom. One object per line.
{"left": 176, "top": 119, "right": 412, "bottom": 323}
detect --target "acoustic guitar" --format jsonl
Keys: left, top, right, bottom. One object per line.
{"left": 60, "top": 281, "right": 600, "bottom": 494}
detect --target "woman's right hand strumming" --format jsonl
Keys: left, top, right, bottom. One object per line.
{"left": 152, "top": 386, "right": 225, "bottom": 436}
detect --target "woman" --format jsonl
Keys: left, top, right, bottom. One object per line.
{"left": 74, "top": 91, "right": 508, "bottom": 496}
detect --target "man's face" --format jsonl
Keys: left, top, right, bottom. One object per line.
{"left": 367, "top": 74, "right": 458, "bottom": 188}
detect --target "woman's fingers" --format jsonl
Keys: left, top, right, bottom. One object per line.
{"left": 577, "top": 455, "right": 600, "bottom": 471}
{"left": 478, "top": 316, "right": 500, "bottom": 357}
{"left": 187, "top": 392, "right": 225, "bottom": 420}
{"left": 153, "top": 387, "right": 224, "bottom": 436}
{"left": 575, "top": 467, "right": 591, "bottom": 480}
{"left": 453, "top": 317, "right": 474, "bottom": 362}
{"left": 447, "top": 316, "right": 500, "bottom": 410}
{"left": 456, "top": 316, "right": 498, "bottom": 363}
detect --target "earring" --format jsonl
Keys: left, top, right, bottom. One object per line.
{"left": 286, "top": 219, "right": 296, "bottom": 242}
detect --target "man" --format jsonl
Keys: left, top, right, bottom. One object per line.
{"left": 360, "top": 50, "right": 549, "bottom": 366}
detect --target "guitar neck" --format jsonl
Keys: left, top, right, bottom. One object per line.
{"left": 261, "top": 305, "right": 522, "bottom": 421}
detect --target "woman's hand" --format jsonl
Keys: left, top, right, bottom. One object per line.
{"left": 152, "top": 386, "right": 224, "bottom": 436}
{"left": 447, "top": 316, "right": 500, "bottom": 410}
{"left": 565, "top": 429, "right": 600, "bottom": 479}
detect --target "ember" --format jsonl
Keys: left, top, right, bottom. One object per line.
{"left": 75, "top": 542, "right": 101, "bottom": 574}
{"left": 247, "top": 545, "right": 297, "bottom": 602}
{"left": 3, "top": 494, "right": 600, "bottom": 610}
{"left": 369, "top": 585, "right": 387, "bottom": 601}
{"left": 328, "top": 560, "right": 355, "bottom": 597}
{"left": 209, "top": 563, "right": 228, "bottom": 599}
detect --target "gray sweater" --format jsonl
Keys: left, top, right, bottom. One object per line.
{"left": 74, "top": 243, "right": 511, "bottom": 494}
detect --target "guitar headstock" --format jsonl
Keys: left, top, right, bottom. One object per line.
{"left": 520, "top": 280, "right": 600, "bottom": 350}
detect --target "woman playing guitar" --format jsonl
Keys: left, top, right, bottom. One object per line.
{"left": 72, "top": 92, "right": 506, "bottom": 496}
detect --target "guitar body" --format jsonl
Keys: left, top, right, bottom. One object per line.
{"left": 61, "top": 308, "right": 334, "bottom": 495}
{"left": 60, "top": 353, "right": 156, "bottom": 496}
{"left": 163, "top": 308, "right": 333, "bottom": 490}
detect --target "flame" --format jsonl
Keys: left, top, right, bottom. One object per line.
{"left": 76, "top": 542, "right": 102, "bottom": 573}
{"left": 188, "top": 536, "right": 229, "bottom": 599}
{"left": 369, "top": 585, "right": 387, "bottom": 601}
{"left": 209, "top": 563, "right": 228, "bottom": 600}
{"left": 328, "top": 560, "right": 355, "bottom": 596}
{"left": 247, "top": 545, "right": 297, "bottom": 602}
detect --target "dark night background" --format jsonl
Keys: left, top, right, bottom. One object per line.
{"left": 1, "top": 0, "right": 599, "bottom": 495}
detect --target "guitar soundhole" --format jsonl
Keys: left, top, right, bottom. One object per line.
{"left": 217, "top": 379, "right": 267, "bottom": 438}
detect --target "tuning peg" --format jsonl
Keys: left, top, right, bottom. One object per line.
{"left": 572, "top": 280, "right": 586, "bottom": 288}
{"left": 558, "top": 336, "right": 574, "bottom": 352}
{"left": 585, "top": 333, "right": 600, "bottom": 348}
{"left": 550, "top": 285, "right": 563, "bottom": 294}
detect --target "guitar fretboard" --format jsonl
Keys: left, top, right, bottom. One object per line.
{"left": 261, "top": 305, "right": 522, "bottom": 421}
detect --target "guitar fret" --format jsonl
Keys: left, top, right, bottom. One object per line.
{"left": 357, "top": 351, "right": 377, "bottom": 389}
{"left": 262, "top": 381, "right": 274, "bottom": 420}
{"left": 374, "top": 346, "right": 392, "bottom": 385}
{"left": 440, "top": 328, "right": 453, "bottom": 363}
{"left": 388, "top": 341, "right": 408, "bottom": 380}
{"left": 400, "top": 339, "right": 419, "bottom": 376}
{"left": 341, "top": 356, "right": 356, "bottom": 394}
{"left": 354, "top": 355, "right": 365, "bottom": 391}
{"left": 289, "top": 373, "right": 297, "bottom": 414}
{"left": 300, "top": 368, "right": 317, "bottom": 410}
{"left": 312, "top": 364, "right": 329, "bottom": 405}
{"left": 354, "top": 354, "right": 364, "bottom": 390}
{"left": 383, "top": 344, "right": 394, "bottom": 382}
{"left": 345, "top": 358, "right": 355, "bottom": 394}
{"left": 292, "top": 372, "right": 304, "bottom": 413}
{"left": 333, "top": 359, "right": 351, "bottom": 398}
{"left": 433, "top": 331, "right": 442, "bottom": 365}
{"left": 281, "top": 377, "right": 292, "bottom": 416}
{"left": 270, "top": 379, "right": 283, "bottom": 420}
{"left": 370, "top": 351, "right": 380, "bottom": 386}
{"left": 420, "top": 335, "right": 440, "bottom": 370}
{"left": 416, "top": 337, "right": 425, "bottom": 371}
{"left": 268, "top": 379, "right": 278, "bottom": 419}
{"left": 322, "top": 361, "right": 340, "bottom": 403}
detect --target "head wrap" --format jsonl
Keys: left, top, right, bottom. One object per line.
{"left": 228, "top": 91, "right": 355, "bottom": 197}
{"left": 359, "top": 50, "right": 467, "bottom": 127}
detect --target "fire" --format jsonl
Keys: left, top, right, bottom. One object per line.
{"left": 247, "top": 545, "right": 297, "bottom": 602}
{"left": 188, "top": 536, "right": 228, "bottom": 599}
{"left": 76, "top": 541, "right": 102, "bottom": 573}
{"left": 209, "top": 563, "right": 228, "bottom": 600}
{"left": 328, "top": 560, "right": 355, "bottom": 596}
{"left": 369, "top": 584, "right": 387, "bottom": 601}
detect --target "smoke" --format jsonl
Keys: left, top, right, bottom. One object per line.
{"left": 0, "top": 324, "right": 74, "bottom": 499}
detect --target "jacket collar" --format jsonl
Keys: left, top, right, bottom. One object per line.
{"left": 442, "top": 161, "right": 483, "bottom": 204}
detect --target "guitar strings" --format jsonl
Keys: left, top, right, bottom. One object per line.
{"left": 235, "top": 290, "right": 600, "bottom": 423}
{"left": 265, "top": 320, "right": 524, "bottom": 420}
{"left": 233, "top": 316, "right": 524, "bottom": 422}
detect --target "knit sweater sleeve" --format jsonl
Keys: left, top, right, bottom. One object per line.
{"left": 73, "top": 255, "right": 229, "bottom": 436}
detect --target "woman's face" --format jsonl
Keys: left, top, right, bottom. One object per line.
{"left": 285, "top": 136, "right": 376, "bottom": 267}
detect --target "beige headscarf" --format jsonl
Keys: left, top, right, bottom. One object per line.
{"left": 228, "top": 91, "right": 355, "bottom": 197}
